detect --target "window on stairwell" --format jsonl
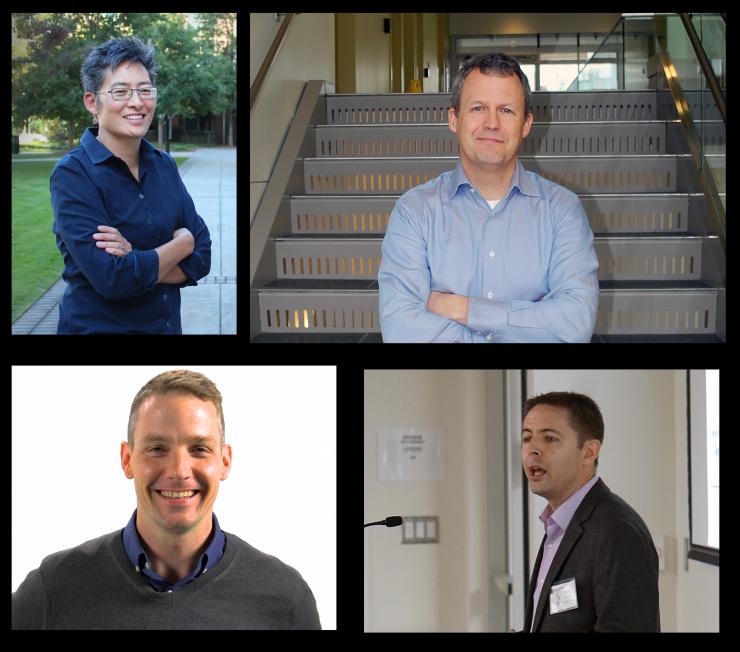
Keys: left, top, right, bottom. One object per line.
{"left": 539, "top": 63, "right": 580, "bottom": 91}
{"left": 571, "top": 62, "right": 618, "bottom": 91}
{"left": 519, "top": 64, "right": 535, "bottom": 92}
{"left": 687, "top": 370, "right": 719, "bottom": 565}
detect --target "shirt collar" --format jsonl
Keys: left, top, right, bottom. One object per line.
{"left": 539, "top": 474, "right": 600, "bottom": 533}
{"left": 447, "top": 158, "right": 542, "bottom": 202}
{"left": 121, "top": 508, "right": 226, "bottom": 591}
{"left": 81, "top": 126, "right": 157, "bottom": 165}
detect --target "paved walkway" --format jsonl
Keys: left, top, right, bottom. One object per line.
{"left": 12, "top": 147, "right": 236, "bottom": 335}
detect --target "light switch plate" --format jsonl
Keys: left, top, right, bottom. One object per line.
{"left": 401, "top": 516, "right": 439, "bottom": 544}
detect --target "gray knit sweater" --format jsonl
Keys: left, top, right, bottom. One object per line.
{"left": 12, "top": 529, "right": 321, "bottom": 629}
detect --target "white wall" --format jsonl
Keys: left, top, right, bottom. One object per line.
{"left": 250, "top": 14, "right": 281, "bottom": 86}
{"left": 364, "top": 370, "right": 490, "bottom": 632}
{"left": 250, "top": 13, "right": 335, "bottom": 222}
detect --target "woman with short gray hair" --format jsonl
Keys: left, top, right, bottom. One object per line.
{"left": 50, "top": 36, "right": 211, "bottom": 334}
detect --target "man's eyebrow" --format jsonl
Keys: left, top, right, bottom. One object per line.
{"left": 141, "top": 434, "right": 215, "bottom": 444}
{"left": 521, "top": 428, "right": 563, "bottom": 437}
{"left": 468, "top": 100, "right": 514, "bottom": 106}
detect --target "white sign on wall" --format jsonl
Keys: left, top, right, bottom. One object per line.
{"left": 377, "top": 428, "right": 445, "bottom": 482}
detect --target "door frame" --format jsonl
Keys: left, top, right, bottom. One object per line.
{"left": 486, "top": 370, "right": 527, "bottom": 630}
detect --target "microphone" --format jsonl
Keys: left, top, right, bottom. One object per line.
{"left": 364, "top": 516, "right": 403, "bottom": 528}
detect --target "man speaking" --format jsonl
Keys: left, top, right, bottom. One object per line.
{"left": 520, "top": 392, "right": 659, "bottom": 632}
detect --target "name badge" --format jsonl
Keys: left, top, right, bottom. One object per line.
{"left": 549, "top": 577, "right": 578, "bottom": 615}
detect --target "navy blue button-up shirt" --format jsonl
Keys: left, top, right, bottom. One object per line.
{"left": 121, "top": 509, "right": 226, "bottom": 592}
{"left": 50, "top": 128, "right": 211, "bottom": 334}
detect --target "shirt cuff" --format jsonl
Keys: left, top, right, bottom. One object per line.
{"left": 132, "top": 249, "right": 160, "bottom": 291}
{"left": 466, "top": 296, "right": 508, "bottom": 338}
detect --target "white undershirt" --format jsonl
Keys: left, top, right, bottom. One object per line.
{"left": 486, "top": 199, "right": 500, "bottom": 210}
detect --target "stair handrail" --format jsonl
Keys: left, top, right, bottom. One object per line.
{"left": 678, "top": 13, "right": 725, "bottom": 124}
{"left": 250, "top": 13, "right": 297, "bottom": 113}
{"left": 250, "top": 79, "right": 326, "bottom": 264}
{"left": 656, "top": 50, "right": 725, "bottom": 252}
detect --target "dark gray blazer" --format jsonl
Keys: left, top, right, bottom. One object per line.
{"left": 524, "top": 478, "right": 660, "bottom": 632}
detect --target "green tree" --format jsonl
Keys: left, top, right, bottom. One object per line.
{"left": 12, "top": 13, "right": 126, "bottom": 148}
{"left": 196, "top": 13, "right": 237, "bottom": 145}
{"left": 12, "top": 12, "right": 237, "bottom": 150}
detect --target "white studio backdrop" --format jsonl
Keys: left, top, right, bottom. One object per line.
{"left": 11, "top": 365, "right": 336, "bottom": 630}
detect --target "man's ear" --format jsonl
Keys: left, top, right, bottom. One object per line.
{"left": 120, "top": 441, "right": 134, "bottom": 479}
{"left": 521, "top": 111, "right": 533, "bottom": 139}
{"left": 584, "top": 439, "right": 601, "bottom": 467}
{"left": 220, "top": 443, "right": 233, "bottom": 481}
{"left": 448, "top": 107, "right": 458, "bottom": 135}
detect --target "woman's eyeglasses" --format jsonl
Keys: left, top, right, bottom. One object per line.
{"left": 96, "top": 87, "right": 158, "bottom": 101}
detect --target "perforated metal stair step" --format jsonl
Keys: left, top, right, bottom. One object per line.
{"left": 257, "top": 285, "right": 719, "bottom": 336}
{"left": 325, "top": 90, "right": 722, "bottom": 124}
{"left": 289, "top": 193, "right": 710, "bottom": 235}
{"left": 273, "top": 235, "right": 718, "bottom": 282}
{"left": 313, "top": 121, "right": 725, "bottom": 157}
{"left": 302, "top": 155, "right": 712, "bottom": 195}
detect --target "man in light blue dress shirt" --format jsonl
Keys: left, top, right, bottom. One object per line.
{"left": 378, "top": 53, "right": 599, "bottom": 342}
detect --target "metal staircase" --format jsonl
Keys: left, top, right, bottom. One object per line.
{"left": 251, "top": 90, "right": 725, "bottom": 342}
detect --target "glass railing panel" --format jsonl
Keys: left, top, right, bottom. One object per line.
{"left": 691, "top": 13, "right": 726, "bottom": 89}
{"left": 566, "top": 16, "right": 655, "bottom": 91}
{"left": 662, "top": 14, "right": 725, "bottom": 197}
{"left": 623, "top": 30, "right": 652, "bottom": 89}
{"left": 567, "top": 29, "right": 622, "bottom": 91}
{"left": 665, "top": 14, "right": 703, "bottom": 90}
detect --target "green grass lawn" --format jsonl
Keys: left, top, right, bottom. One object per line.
{"left": 12, "top": 160, "right": 62, "bottom": 322}
{"left": 12, "top": 155, "right": 189, "bottom": 322}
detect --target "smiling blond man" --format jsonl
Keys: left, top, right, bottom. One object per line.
{"left": 12, "top": 370, "right": 321, "bottom": 630}
{"left": 379, "top": 52, "right": 599, "bottom": 342}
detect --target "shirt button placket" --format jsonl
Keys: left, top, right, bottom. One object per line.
{"left": 487, "top": 251, "right": 495, "bottom": 323}
{"left": 139, "top": 192, "right": 153, "bottom": 226}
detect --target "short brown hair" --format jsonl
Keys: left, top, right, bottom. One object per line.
{"left": 450, "top": 52, "right": 533, "bottom": 117}
{"left": 523, "top": 392, "right": 604, "bottom": 467}
{"left": 127, "top": 370, "right": 225, "bottom": 451}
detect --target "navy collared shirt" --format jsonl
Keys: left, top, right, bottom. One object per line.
{"left": 50, "top": 127, "right": 211, "bottom": 334}
{"left": 121, "top": 509, "right": 226, "bottom": 593}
